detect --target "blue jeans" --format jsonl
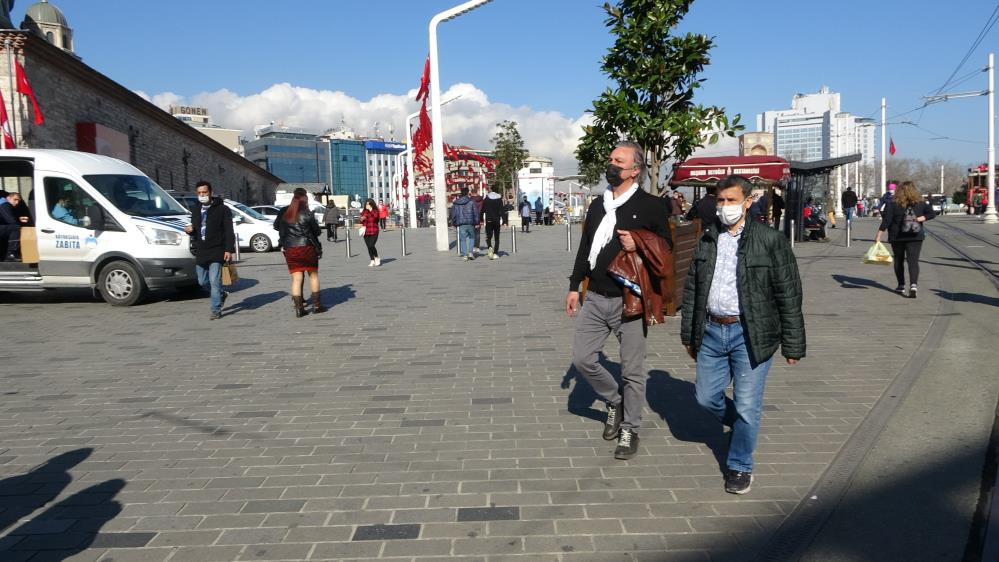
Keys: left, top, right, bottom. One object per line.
{"left": 458, "top": 225, "right": 475, "bottom": 257}
{"left": 195, "top": 262, "right": 223, "bottom": 314}
{"left": 694, "top": 320, "right": 773, "bottom": 472}
{"left": 845, "top": 207, "right": 855, "bottom": 223}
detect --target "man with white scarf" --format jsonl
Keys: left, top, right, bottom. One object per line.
{"left": 566, "top": 141, "right": 671, "bottom": 460}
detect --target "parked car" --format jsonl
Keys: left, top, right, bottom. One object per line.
{"left": 227, "top": 201, "right": 280, "bottom": 252}
{"left": 167, "top": 190, "right": 199, "bottom": 211}
{"left": 251, "top": 205, "right": 280, "bottom": 219}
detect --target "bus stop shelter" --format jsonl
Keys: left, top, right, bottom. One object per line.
{"left": 786, "top": 154, "right": 862, "bottom": 241}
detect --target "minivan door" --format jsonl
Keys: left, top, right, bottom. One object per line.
{"left": 37, "top": 175, "right": 121, "bottom": 279}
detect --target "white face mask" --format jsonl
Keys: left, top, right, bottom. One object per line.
{"left": 717, "top": 203, "right": 745, "bottom": 226}
{"left": 198, "top": 195, "right": 210, "bottom": 204}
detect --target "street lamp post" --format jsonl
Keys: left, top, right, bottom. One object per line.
{"left": 429, "top": 0, "right": 493, "bottom": 251}
{"left": 984, "top": 52, "right": 997, "bottom": 224}
{"left": 405, "top": 94, "right": 461, "bottom": 229}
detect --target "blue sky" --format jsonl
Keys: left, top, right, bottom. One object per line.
{"left": 17, "top": 0, "right": 999, "bottom": 167}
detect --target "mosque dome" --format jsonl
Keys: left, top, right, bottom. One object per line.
{"left": 24, "top": 1, "right": 68, "bottom": 28}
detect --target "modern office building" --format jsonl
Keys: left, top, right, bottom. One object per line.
{"left": 757, "top": 86, "right": 875, "bottom": 167}
{"left": 329, "top": 138, "right": 367, "bottom": 203}
{"left": 365, "top": 140, "right": 406, "bottom": 204}
{"left": 244, "top": 124, "right": 330, "bottom": 185}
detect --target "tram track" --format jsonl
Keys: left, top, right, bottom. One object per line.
{"left": 925, "top": 221, "right": 999, "bottom": 292}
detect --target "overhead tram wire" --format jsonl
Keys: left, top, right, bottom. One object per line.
{"left": 930, "top": 2, "right": 999, "bottom": 97}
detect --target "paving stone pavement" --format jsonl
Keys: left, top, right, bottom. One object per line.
{"left": 0, "top": 219, "right": 943, "bottom": 561}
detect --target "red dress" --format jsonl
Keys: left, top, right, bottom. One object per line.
{"left": 284, "top": 245, "right": 318, "bottom": 273}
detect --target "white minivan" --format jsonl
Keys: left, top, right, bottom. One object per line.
{"left": 0, "top": 149, "right": 196, "bottom": 306}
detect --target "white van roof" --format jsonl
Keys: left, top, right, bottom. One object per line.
{"left": 0, "top": 149, "right": 144, "bottom": 176}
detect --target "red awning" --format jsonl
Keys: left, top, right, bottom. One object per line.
{"left": 669, "top": 156, "right": 790, "bottom": 187}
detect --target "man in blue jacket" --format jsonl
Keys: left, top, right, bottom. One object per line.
{"left": 450, "top": 187, "right": 479, "bottom": 261}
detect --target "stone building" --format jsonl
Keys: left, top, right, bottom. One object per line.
{"left": 0, "top": 25, "right": 281, "bottom": 204}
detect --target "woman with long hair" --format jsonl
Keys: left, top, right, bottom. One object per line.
{"left": 275, "top": 188, "right": 324, "bottom": 316}
{"left": 360, "top": 198, "right": 380, "bottom": 267}
{"left": 875, "top": 181, "right": 935, "bottom": 298}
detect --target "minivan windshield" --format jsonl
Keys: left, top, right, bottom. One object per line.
{"left": 84, "top": 174, "right": 189, "bottom": 217}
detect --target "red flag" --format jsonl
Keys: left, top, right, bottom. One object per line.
{"left": 415, "top": 56, "right": 431, "bottom": 101}
{"left": 14, "top": 60, "right": 43, "bottom": 125}
{"left": 889, "top": 138, "right": 896, "bottom": 156}
{"left": 0, "top": 89, "right": 14, "bottom": 149}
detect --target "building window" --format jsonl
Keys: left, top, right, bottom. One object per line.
{"left": 45, "top": 31, "right": 54, "bottom": 43}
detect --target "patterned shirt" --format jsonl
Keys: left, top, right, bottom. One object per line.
{"left": 707, "top": 224, "right": 744, "bottom": 317}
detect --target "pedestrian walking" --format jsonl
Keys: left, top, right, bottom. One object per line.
{"left": 184, "top": 181, "right": 235, "bottom": 320}
{"left": 377, "top": 200, "right": 389, "bottom": 230}
{"left": 772, "top": 190, "right": 784, "bottom": 229}
{"left": 685, "top": 187, "right": 718, "bottom": 229}
{"left": 519, "top": 196, "right": 531, "bottom": 232}
{"left": 322, "top": 201, "right": 341, "bottom": 242}
{"left": 681, "top": 174, "right": 805, "bottom": 494}
{"left": 534, "top": 196, "right": 544, "bottom": 225}
{"left": 470, "top": 188, "right": 484, "bottom": 253}
{"left": 566, "top": 140, "right": 672, "bottom": 461}
{"left": 875, "top": 181, "right": 935, "bottom": 298}
{"left": 451, "top": 187, "right": 479, "bottom": 260}
{"left": 841, "top": 186, "right": 858, "bottom": 224}
{"left": 360, "top": 198, "right": 381, "bottom": 267}
{"left": 481, "top": 185, "right": 504, "bottom": 259}
{"left": 276, "top": 188, "right": 324, "bottom": 317}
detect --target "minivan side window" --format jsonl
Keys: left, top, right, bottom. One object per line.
{"left": 44, "top": 177, "right": 101, "bottom": 228}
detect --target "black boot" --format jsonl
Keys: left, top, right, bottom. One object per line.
{"left": 292, "top": 296, "right": 307, "bottom": 318}
{"left": 311, "top": 293, "right": 325, "bottom": 314}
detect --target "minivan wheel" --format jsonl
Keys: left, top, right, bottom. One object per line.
{"left": 250, "top": 234, "right": 272, "bottom": 252}
{"left": 97, "top": 260, "right": 145, "bottom": 306}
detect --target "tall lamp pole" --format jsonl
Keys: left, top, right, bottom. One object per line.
{"left": 429, "top": 0, "right": 493, "bottom": 251}
{"left": 406, "top": 94, "right": 461, "bottom": 229}
{"left": 985, "top": 52, "right": 997, "bottom": 224}
{"left": 880, "top": 97, "right": 887, "bottom": 196}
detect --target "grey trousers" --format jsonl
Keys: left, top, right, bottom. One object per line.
{"left": 572, "top": 291, "right": 648, "bottom": 431}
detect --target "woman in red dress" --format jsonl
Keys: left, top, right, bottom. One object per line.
{"left": 360, "top": 198, "right": 381, "bottom": 267}
{"left": 275, "top": 188, "right": 324, "bottom": 317}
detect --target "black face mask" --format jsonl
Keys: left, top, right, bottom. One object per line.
{"left": 605, "top": 164, "right": 628, "bottom": 187}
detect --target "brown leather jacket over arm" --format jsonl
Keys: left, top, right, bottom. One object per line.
{"left": 607, "top": 228, "right": 673, "bottom": 326}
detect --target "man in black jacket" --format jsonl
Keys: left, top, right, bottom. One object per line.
{"left": 184, "top": 181, "right": 235, "bottom": 320}
{"left": 565, "top": 141, "right": 671, "bottom": 461}
{"left": 681, "top": 175, "right": 804, "bottom": 495}
{"left": 841, "top": 186, "right": 858, "bottom": 225}
{"left": 685, "top": 188, "right": 717, "bottom": 229}
{"left": 480, "top": 185, "right": 504, "bottom": 259}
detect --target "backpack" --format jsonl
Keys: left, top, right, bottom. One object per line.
{"left": 900, "top": 206, "right": 921, "bottom": 234}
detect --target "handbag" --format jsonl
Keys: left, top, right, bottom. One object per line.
{"left": 221, "top": 262, "right": 239, "bottom": 285}
{"left": 901, "top": 206, "right": 921, "bottom": 234}
{"left": 357, "top": 225, "right": 366, "bottom": 237}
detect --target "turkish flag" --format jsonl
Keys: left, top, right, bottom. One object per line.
{"left": 416, "top": 56, "right": 430, "bottom": 101}
{"left": 15, "top": 60, "right": 43, "bottom": 125}
{"left": 889, "top": 138, "right": 896, "bottom": 156}
{"left": 0, "top": 89, "right": 14, "bottom": 149}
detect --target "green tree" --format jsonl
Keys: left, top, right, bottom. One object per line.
{"left": 491, "top": 120, "right": 529, "bottom": 200}
{"left": 577, "top": 0, "right": 742, "bottom": 192}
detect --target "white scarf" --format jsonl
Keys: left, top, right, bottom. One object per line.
{"left": 588, "top": 183, "right": 639, "bottom": 270}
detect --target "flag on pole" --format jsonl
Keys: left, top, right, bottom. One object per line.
{"left": 0, "top": 89, "right": 15, "bottom": 149}
{"left": 415, "top": 56, "right": 430, "bottom": 102}
{"left": 889, "top": 137, "right": 896, "bottom": 156}
{"left": 14, "top": 60, "right": 43, "bottom": 125}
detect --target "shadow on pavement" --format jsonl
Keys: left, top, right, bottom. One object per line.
{"left": 561, "top": 364, "right": 604, "bottom": 423}
{"left": 645, "top": 370, "right": 729, "bottom": 473}
{"left": 0, "top": 448, "right": 92, "bottom": 533}
{"left": 319, "top": 284, "right": 356, "bottom": 309}
{"left": 223, "top": 290, "right": 287, "bottom": 314}
{"left": 831, "top": 274, "right": 897, "bottom": 294}
{"left": 931, "top": 289, "right": 999, "bottom": 307}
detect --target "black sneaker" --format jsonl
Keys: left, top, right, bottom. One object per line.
{"left": 602, "top": 402, "right": 622, "bottom": 440}
{"left": 614, "top": 428, "right": 639, "bottom": 460}
{"left": 909, "top": 284, "right": 917, "bottom": 298}
{"left": 210, "top": 311, "right": 222, "bottom": 320}
{"left": 895, "top": 285, "right": 905, "bottom": 294}
{"left": 220, "top": 291, "right": 229, "bottom": 308}
{"left": 724, "top": 470, "right": 752, "bottom": 494}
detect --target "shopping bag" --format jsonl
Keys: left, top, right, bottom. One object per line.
{"left": 357, "top": 226, "right": 366, "bottom": 237}
{"left": 221, "top": 263, "right": 239, "bottom": 285}
{"left": 862, "top": 242, "right": 893, "bottom": 265}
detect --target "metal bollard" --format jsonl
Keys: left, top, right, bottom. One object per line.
{"left": 234, "top": 239, "right": 241, "bottom": 263}
{"left": 511, "top": 223, "right": 517, "bottom": 253}
{"left": 400, "top": 226, "right": 407, "bottom": 257}
{"left": 846, "top": 219, "right": 851, "bottom": 248}
{"left": 455, "top": 227, "right": 460, "bottom": 256}
{"left": 566, "top": 221, "right": 572, "bottom": 252}
{"left": 790, "top": 219, "right": 795, "bottom": 249}
{"left": 345, "top": 222, "right": 352, "bottom": 258}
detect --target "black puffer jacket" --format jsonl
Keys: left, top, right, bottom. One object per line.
{"left": 878, "top": 201, "right": 934, "bottom": 242}
{"left": 275, "top": 207, "right": 321, "bottom": 249}
{"left": 681, "top": 219, "right": 805, "bottom": 365}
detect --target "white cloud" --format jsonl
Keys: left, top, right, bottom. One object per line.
{"left": 139, "top": 82, "right": 591, "bottom": 175}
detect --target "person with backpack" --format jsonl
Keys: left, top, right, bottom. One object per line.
{"left": 875, "top": 181, "right": 935, "bottom": 298}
